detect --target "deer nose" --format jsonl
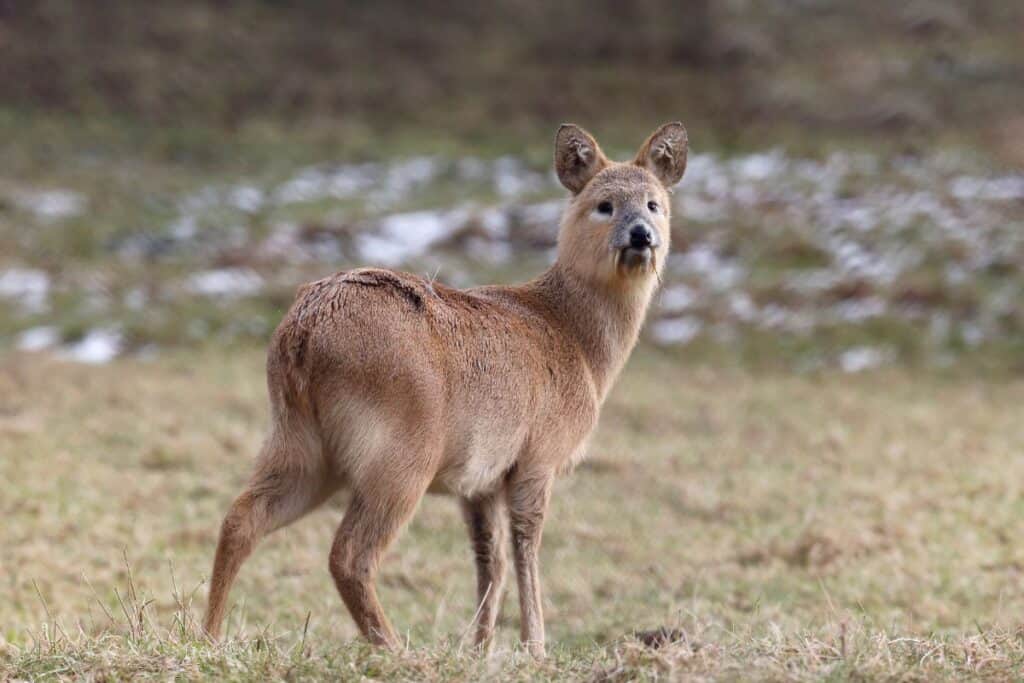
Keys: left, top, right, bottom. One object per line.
{"left": 629, "top": 225, "right": 654, "bottom": 249}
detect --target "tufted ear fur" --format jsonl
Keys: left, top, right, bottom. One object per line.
{"left": 554, "top": 124, "right": 609, "bottom": 194}
{"left": 634, "top": 122, "right": 688, "bottom": 187}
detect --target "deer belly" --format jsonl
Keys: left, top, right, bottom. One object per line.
{"left": 430, "top": 419, "right": 526, "bottom": 497}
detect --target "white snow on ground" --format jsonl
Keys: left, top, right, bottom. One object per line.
{"left": 168, "top": 215, "right": 199, "bottom": 240}
{"left": 14, "top": 189, "right": 87, "bottom": 221}
{"left": 368, "top": 156, "right": 440, "bottom": 208}
{"left": 516, "top": 199, "right": 563, "bottom": 227}
{"left": 228, "top": 185, "right": 266, "bottom": 213}
{"left": 658, "top": 284, "right": 697, "bottom": 313}
{"left": 831, "top": 297, "right": 887, "bottom": 323}
{"left": 731, "top": 150, "right": 788, "bottom": 181}
{"left": 185, "top": 268, "right": 264, "bottom": 299}
{"left": 650, "top": 316, "right": 703, "bottom": 345}
{"left": 492, "top": 156, "right": 546, "bottom": 198}
{"left": 949, "top": 175, "right": 1024, "bottom": 201}
{"left": 0, "top": 268, "right": 50, "bottom": 313}
{"left": 465, "top": 238, "right": 513, "bottom": 264}
{"left": 728, "top": 292, "right": 757, "bottom": 322}
{"left": 476, "top": 206, "right": 511, "bottom": 238}
{"left": 273, "top": 163, "right": 377, "bottom": 205}
{"left": 358, "top": 209, "right": 462, "bottom": 266}
{"left": 16, "top": 326, "right": 60, "bottom": 351}
{"left": 270, "top": 155, "right": 549, "bottom": 213}
{"left": 15, "top": 149, "right": 1020, "bottom": 356}
{"left": 839, "top": 346, "right": 892, "bottom": 373}
{"left": 672, "top": 244, "right": 745, "bottom": 291}
{"left": 60, "top": 328, "right": 122, "bottom": 364}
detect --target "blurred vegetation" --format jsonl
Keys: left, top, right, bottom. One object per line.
{"left": 0, "top": 1, "right": 1022, "bottom": 370}
{"left": 2, "top": 0, "right": 1023, "bottom": 159}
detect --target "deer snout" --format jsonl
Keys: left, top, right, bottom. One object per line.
{"left": 612, "top": 215, "right": 659, "bottom": 251}
{"left": 615, "top": 220, "right": 659, "bottom": 271}
{"left": 629, "top": 224, "right": 655, "bottom": 249}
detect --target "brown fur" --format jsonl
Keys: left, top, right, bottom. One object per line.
{"left": 203, "top": 123, "right": 688, "bottom": 657}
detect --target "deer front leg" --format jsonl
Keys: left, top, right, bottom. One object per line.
{"left": 461, "top": 492, "right": 508, "bottom": 650}
{"left": 506, "top": 469, "right": 554, "bottom": 659}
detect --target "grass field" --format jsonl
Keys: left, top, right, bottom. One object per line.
{"left": 3, "top": 347, "right": 1024, "bottom": 680}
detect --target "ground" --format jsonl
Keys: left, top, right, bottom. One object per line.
{"left": 3, "top": 348, "right": 1024, "bottom": 680}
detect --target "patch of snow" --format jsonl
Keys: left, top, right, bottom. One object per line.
{"left": 949, "top": 175, "right": 1024, "bottom": 201}
{"left": 272, "top": 164, "right": 377, "bottom": 206}
{"left": 124, "top": 288, "right": 148, "bottom": 311}
{"left": 838, "top": 346, "right": 891, "bottom": 373}
{"left": 185, "top": 268, "right": 264, "bottom": 299}
{"left": 832, "top": 297, "right": 887, "bottom": 323}
{"left": 960, "top": 322, "right": 985, "bottom": 347}
{"left": 15, "top": 189, "right": 86, "bottom": 221}
{"left": 368, "top": 156, "right": 441, "bottom": 208}
{"left": 0, "top": 268, "right": 50, "bottom": 313}
{"left": 756, "top": 305, "right": 816, "bottom": 334}
{"left": 357, "top": 236, "right": 410, "bottom": 266}
{"left": 60, "top": 328, "right": 122, "bottom": 364}
{"left": 650, "top": 316, "right": 703, "bottom": 345}
{"left": 274, "top": 168, "right": 330, "bottom": 205}
{"left": 732, "top": 150, "right": 787, "bottom": 181}
{"left": 672, "top": 244, "right": 744, "bottom": 291}
{"left": 228, "top": 185, "right": 265, "bottom": 213}
{"left": 785, "top": 269, "right": 842, "bottom": 295}
{"left": 466, "top": 238, "right": 513, "bottom": 264}
{"left": 358, "top": 209, "right": 461, "bottom": 266}
{"left": 169, "top": 215, "right": 198, "bottom": 241}
{"left": 683, "top": 153, "right": 731, "bottom": 201}
{"left": 16, "top": 326, "right": 60, "bottom": 351}
{"left": 676, "top": 194, "right": 727, "bottom": 222}
{"left": 492, "top": 156, "right": 545, "bottom": 198}
{"left": 517, "top": 200, "right": 563, "bottom": 226}
{"left": 476, "top": 206, "right": 511, "bottom": 238}
{"left": 728, "top": 292, "right": 757, "bottom": 322}
{"left": 327, "top": 164, "right": 378, "bottom": 199}
{"left": 659, "top": 284, "right": 697, "bottom": 313}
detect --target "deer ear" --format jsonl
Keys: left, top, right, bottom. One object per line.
{"left": 555, "top": 124, "right": 609, "bottom": 194}
{"left": 635, "top": 122, "right": 688, "bottom": 187}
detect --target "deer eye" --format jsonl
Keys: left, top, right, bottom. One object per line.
{"left": 647, "top": 200, "right": 659, "bottom": 212}
{"left": 597, "top": 201, "right": 613, "bottom": 215}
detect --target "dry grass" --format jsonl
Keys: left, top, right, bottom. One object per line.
{"left": 3, "top": 348, "right": 1024, "bottom": 680}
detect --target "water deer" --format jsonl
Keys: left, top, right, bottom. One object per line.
{"left": 203, "top": 122, "right": 688, "bottom": 657}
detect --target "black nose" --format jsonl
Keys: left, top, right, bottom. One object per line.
{"left": 629, "top": 225, "right": 653, "bottom": 249}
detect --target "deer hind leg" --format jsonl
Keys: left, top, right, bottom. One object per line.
{"left": 328, "top": 453, "right": 435, "bottom": 649}
{"left": 506, "top": 469, "right": 554, "bottom": 659}
{"left": 460, "top": 492, "right": 508, "bottom": 650}
{"left": 203, "top": 431, "right": 335, "bottom": 639}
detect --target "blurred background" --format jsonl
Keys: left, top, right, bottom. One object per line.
{"left": 1, "top": 0, "right": 1023, "bottom": 370}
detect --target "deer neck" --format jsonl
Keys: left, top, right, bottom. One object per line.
{"left": 532, "top": 262, "right": 657, "bottom": 401}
